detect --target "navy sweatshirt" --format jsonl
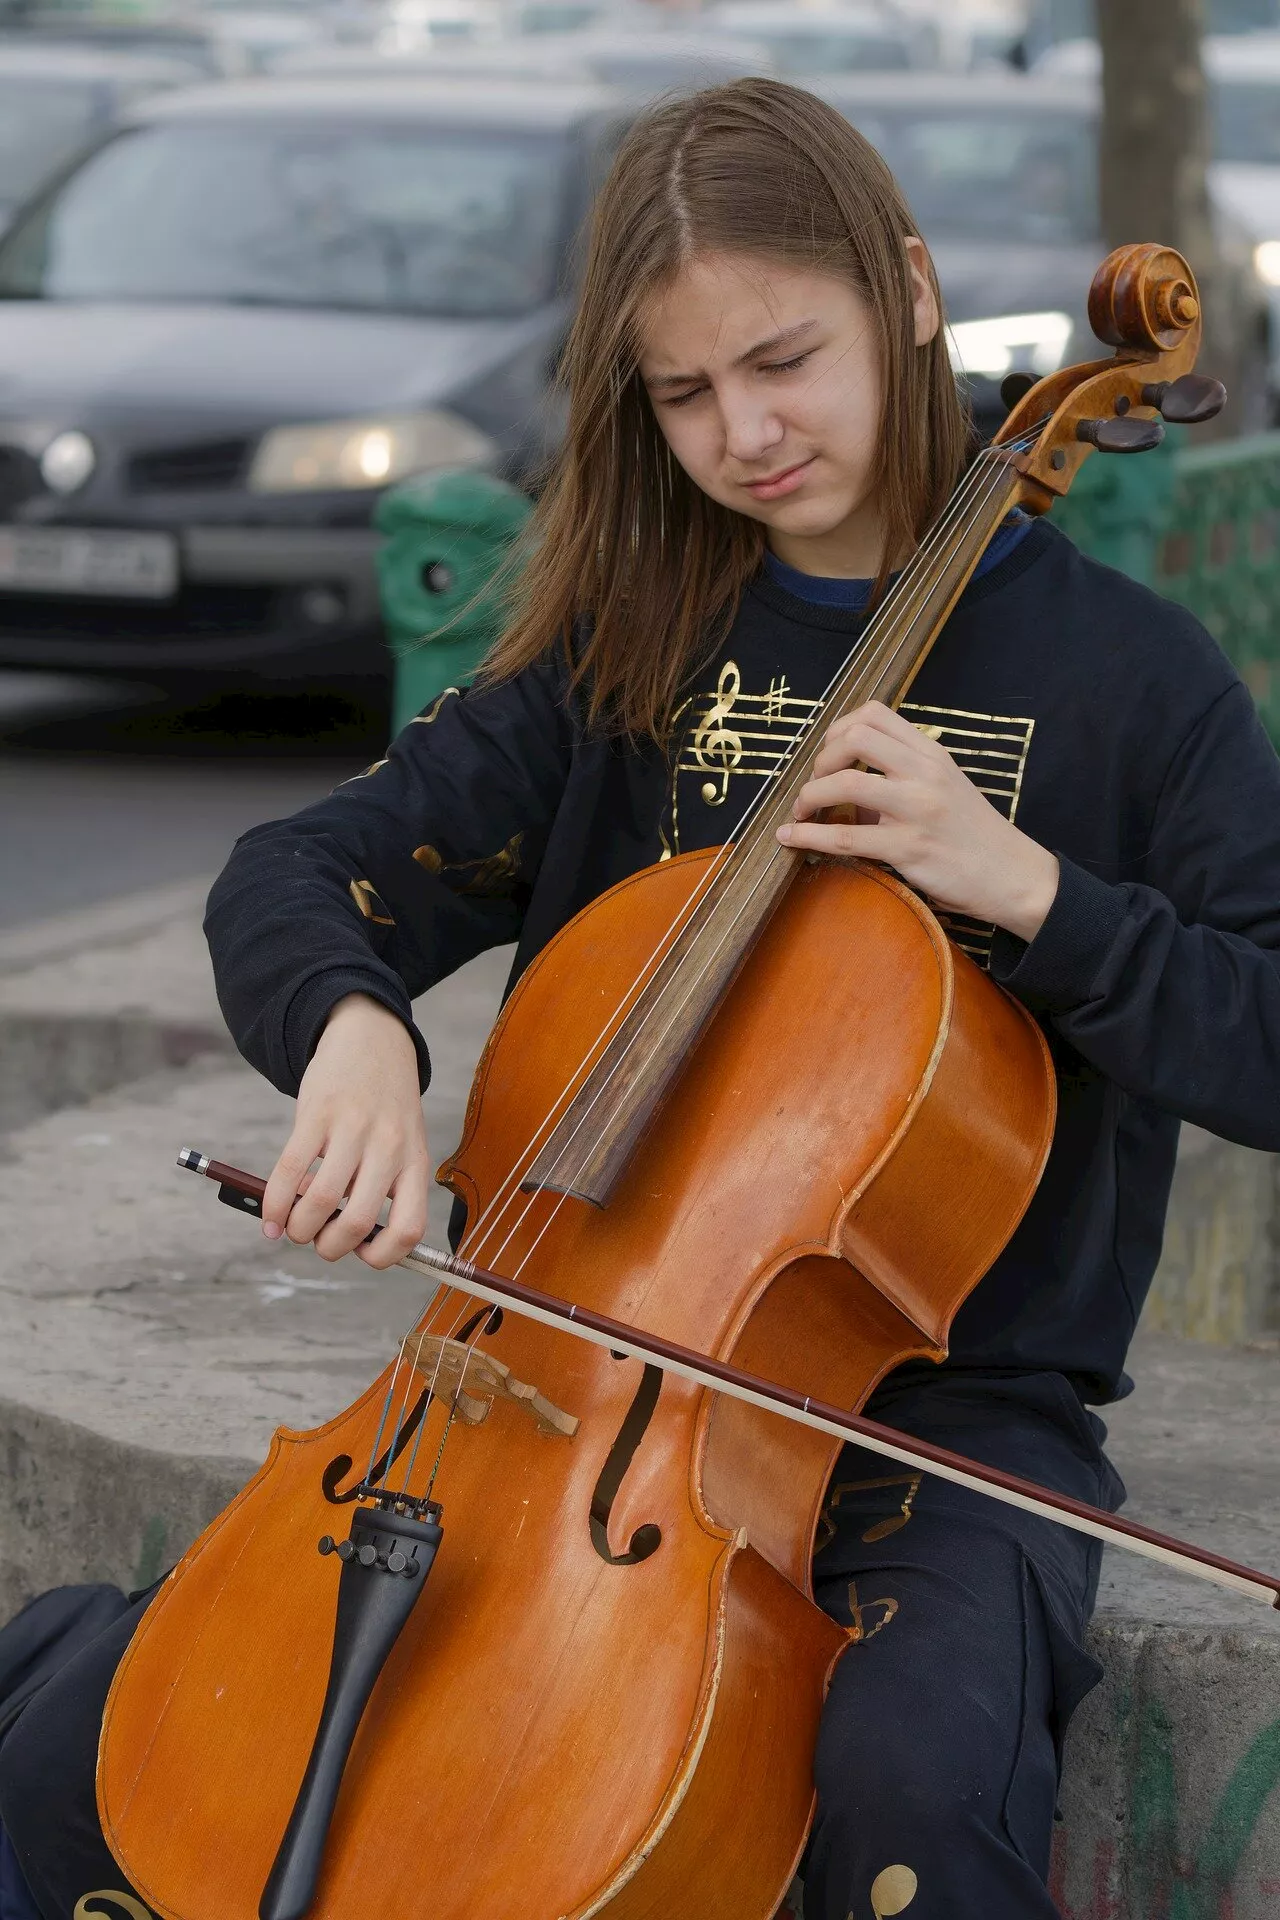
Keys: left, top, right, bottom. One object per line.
{"left": 206, "top": 516, "right": 1280, "bottom": 1406}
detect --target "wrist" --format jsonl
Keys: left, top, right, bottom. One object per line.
{"left": 997, "top": 845, "right": 1060, "bottom": 944}
{"left": 323, "top": 992, "right": 415, "bottom": 1056}
{"left": 325, "top": 990, "right": 399, "bottom": 1029}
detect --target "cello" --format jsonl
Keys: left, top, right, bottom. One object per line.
{"left": 96, "top": 243, "right": 1274, "bottom": 1920}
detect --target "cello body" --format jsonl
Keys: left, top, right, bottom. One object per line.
{"left": 99, "top": 847, "right": 1054, "bottom": 1920}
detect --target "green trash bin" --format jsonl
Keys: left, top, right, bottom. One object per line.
{"left": 375, "top": 468, "right": 533, "bottom": 734}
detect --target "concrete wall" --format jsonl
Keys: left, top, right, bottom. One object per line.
{"left": 1148, "top": 1126, "right": 1280, "bottom": 1347}
{"left": 1054, "top": 1619, "right": 1280, "bottom": 1920}
{"left": 0, "top": 1398, "right": 247, "bottom": 1627}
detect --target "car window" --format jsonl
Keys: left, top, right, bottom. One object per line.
{"left": 846, "top": 106, "right": 1097, "bottom": 244}
{"left": 0, "top": 78, "right": 102, "bottom": 209}
{"left": 0, "top": 119, "right": 570, "bottom": 317}
{"left": 1213, "top": 78, "right": 1280, "bottom": 164}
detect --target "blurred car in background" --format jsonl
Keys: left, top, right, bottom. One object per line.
{"left": 375, "top": 0, "right": 504, "bottom": 52}
{"left": 1021, "top": 0, "right": 1280, "bottom": 65}
{"left": 1033, "top": 34, "right": 1280, "bottom": 405}
{"left": 182, "top": 7, "right": 330, "bottom": 71}
{"left": 901, "top": 0, "right": 1025, "bottom": 71}
{"left": 487, "top": 28, "right": 775, "bottom": 95}
{"left": 706, "top": 3, "right": 924, "bottom": 76}
{"left": 268, "top": 37, "right": 595, "bottom": 77}
{"left": 0, "top": 11, "right": 253, "bottom": 76}
{"left": 0, "top": 41, "right": 191, "bottom": 233}
{"left": 817, "top": 69, "right": 1274, "bottom": 434}
{"left": 0, "top": 76, "right": 627, "bottom": 690}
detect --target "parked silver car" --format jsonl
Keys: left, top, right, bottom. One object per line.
{"left": 0, "top": 41, "right": 192, "bottom": 233}
{"left": 818, "top": 69, "right": 1274, "bottom": 432}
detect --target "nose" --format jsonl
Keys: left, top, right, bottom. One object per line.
{"left": 722, "top": 393, "right": 785, "bottom": 468}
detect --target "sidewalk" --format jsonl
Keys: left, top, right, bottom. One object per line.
{"left": 1, "top": 885, "right": 1277, "bottom": 1918}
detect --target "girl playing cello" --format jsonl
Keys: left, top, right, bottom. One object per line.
{"left": 5, "top": 76, "right": 1280, "bottom": 1920}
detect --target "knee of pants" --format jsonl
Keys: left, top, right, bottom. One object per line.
{"left": 0, "top": 1688, "right": 78, "bottom": 1852}
{"left": 814, "top": 1696, "right": 1015, "bottom": 1836}
{"left": 0, "top": 1708, "right": 48, "bottom": 1852}
{"left": 0, "top": 1639, "right": 109, "bottom": 1861}
{"left": 811, "top": 1645, "right": 1058, "bottom": 1879}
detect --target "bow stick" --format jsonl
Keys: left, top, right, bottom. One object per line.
{"left": 181, "top": 1150, "right": 1280, "bottom": 1611}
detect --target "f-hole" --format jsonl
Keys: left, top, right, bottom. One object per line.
{"left": 590, "top": 1364, "right": 663, "bottom": 1566}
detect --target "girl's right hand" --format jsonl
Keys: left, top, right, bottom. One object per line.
{"left": 261, "top": 992, "right": 432, "bottom": 1270}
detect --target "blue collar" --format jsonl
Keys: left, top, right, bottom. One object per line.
{"left": 762, "top": 510, "right": 1033, "bottom": 610}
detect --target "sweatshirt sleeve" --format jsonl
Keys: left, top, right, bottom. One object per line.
{"left": 205, "top": 662, "right": 573, "bottom": 1097}
{"left": 989, "top": 680, "right": 1280, "bottom": 1149}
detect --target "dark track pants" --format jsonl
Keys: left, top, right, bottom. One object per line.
{"left": 0, "top": 1371, "right": 1121, "bottom": 1920}
{"left": 804, "top": 1371, "right": 1122, "bottom": 1920}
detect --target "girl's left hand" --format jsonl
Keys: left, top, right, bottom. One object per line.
{"left": 777, "top": 700, "right": 1060, "bottom": 943}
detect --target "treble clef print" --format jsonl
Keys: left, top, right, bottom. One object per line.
{"left": 74, "top": 1894, "right": 155, "bottom": 1920}
{"left": 691, "top": 661, "right": 744, "bottom": 806}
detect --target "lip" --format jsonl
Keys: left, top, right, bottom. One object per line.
{"left": 741, "top": 457, "right": 815, "bottom": 501}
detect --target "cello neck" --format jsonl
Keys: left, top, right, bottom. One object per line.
{"left": 521, "top": 451, "right": 1024, "bottom": 1209}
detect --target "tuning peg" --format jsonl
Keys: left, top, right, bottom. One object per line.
{"left": 1140, "top": 374, "right": 1227, "bottom": 424}
{"left": 1076, "top": 416, "right": 1166, "bottom": 454}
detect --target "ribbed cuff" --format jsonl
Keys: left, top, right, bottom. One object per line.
{"left": 988, "top": 855, "right": 1129, "bottom": 1012}
{"left": 282, "top": 967, "right": 432, "bottom": 1094}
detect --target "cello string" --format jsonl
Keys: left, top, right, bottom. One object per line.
{"left": 397, "top": 1293, "right": 502, "bottom": 1498}
{"left": 370, "top": 444, "right": 1031, "bottom": 1499}
{"left": 466, "top": 447, "right": 1030, "bottom": 1289}
{"left": 366, "top": 446, "right": 1025, "bottom": 1482}
{"left": 369, "top": 438, "right": 1035, "bottom": 1497}
{"left": 362, "top": 1281, "right": 446, "bottom": 1485}
{"left": 453, "top": 439, "right": 1034, "bottom": 1279}
{"left": 379, "top": 448, "right": 1034, "bottom": 1507}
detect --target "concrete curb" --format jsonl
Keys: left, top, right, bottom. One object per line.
{"left": 0, "top": 878, "right": 232, "bottom": 1132}
{"left": 0, "top": 1010, "right": 231, "bottom": 1133}
{"left": 1055, "top": 1617, "right": 1280, "bottom": 1918}
{"left": 0, "top": 878, "right": 213, "bottom": 977}
{"left": 0, "top": 1396, "right": 249, "bottom": 1623}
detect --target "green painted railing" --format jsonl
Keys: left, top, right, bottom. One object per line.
{"left": 377, "top": 436, "right": 1280, "bottom": 747}
{"left": 1054, "top": 430, "right": 1280, "bottom": 746}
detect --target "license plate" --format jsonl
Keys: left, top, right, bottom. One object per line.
{"left": 0, "top": 526, "right": 179, "bottom": 599}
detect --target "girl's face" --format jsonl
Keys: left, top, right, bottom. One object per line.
{"left": 639, "top": 248, "right": 938, "bottom": 572}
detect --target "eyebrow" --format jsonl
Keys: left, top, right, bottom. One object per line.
{"left": 644, "top": 319, "right": 820, "bottom": 391}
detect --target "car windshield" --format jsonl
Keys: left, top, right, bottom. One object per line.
{"left": 0, "top": 118, "right": 569, "bottom": 316}
{"left": 1214, "top": 78, "right": 1280, "bottom": 163}
{"left": 0, "top": 78, "right": 102, "bottom": 208}
{"left": 847, "top": 105, "right": 1096, "bottom": 245}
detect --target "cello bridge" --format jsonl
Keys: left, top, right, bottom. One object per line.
{"left": 407, "top": 1333, "right": 578, "bottom": 1439}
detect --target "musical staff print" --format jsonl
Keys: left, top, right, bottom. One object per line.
{"left": 660, "top": 664, "right": 1035, "bottom": 972}
{"left": 903, "top": 702, "right": 1036, "bottom": 968}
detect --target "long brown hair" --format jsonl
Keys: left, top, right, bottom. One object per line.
{"left": 482, "top": 77, "right": 971, "bottom": 737}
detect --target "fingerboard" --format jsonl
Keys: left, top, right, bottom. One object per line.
{"left": 523, "top": 454, "right": 1023, "bottom": 1206}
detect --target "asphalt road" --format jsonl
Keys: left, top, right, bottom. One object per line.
{"left": 0, "top": 672, "right": 383, "bottom": 931}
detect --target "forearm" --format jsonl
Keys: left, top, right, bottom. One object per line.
{"left": 206, "top": 670, "right": 569, "bottom": 1097}
{"left": 205, "top": 824, "right": 438, "bottom": 1096}
{"left": 991, "top": 857, "right": 1280, "bottom": 1148}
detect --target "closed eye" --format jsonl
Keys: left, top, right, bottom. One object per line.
{"left": 658, "top": 349, "right": 813, "bottom": 408}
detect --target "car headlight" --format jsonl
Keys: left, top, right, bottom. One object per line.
{"left": 1254, "top": 241, "right": 1280, "bottom": 288}
{"left": 247, "top": 409, "right": 498, "bottom": 493}
{"left": 946, "top": 311, "right": 1073, "bottom": 381}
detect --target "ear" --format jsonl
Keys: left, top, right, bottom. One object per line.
{"left": 904, "top": 236, "right": 940, "bottom": 348}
